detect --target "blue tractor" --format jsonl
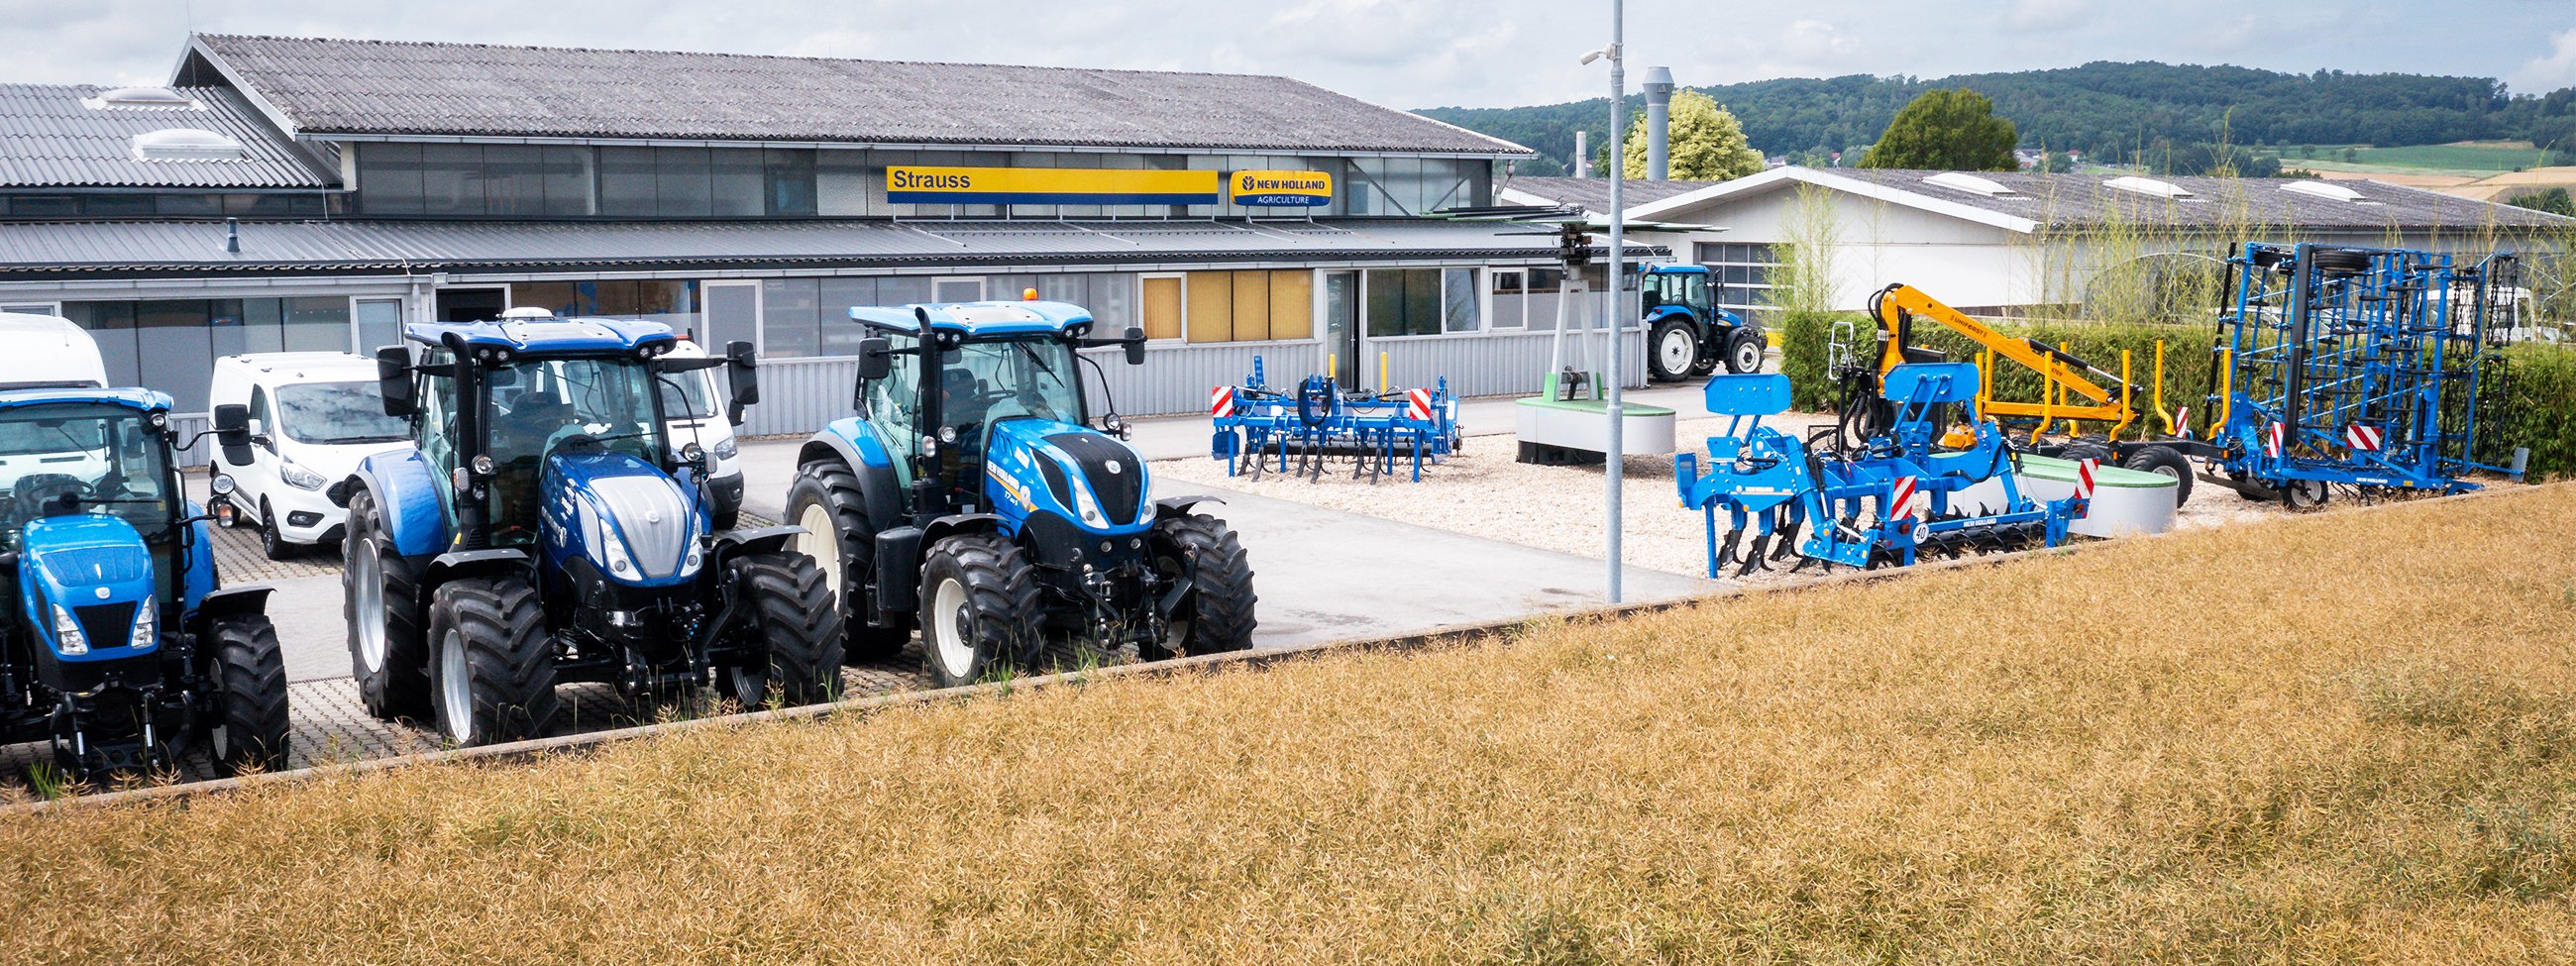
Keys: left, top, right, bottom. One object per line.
{"left": 333, "top": 311, "right": 840, "bottom": 747}
{"left": 1642, "top": 264, "right": 1766, "bottom": 382}
{"left": 787, "top": 301, "right": 1257, "bottom": 688}
{"left": 0, "top": 387, "right": 287, "bottom": 779}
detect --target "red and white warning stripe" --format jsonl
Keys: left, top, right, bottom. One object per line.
{"left": 2343, "top": 423, "right": 2382, "bottom": 452}
{"left": 2265, "top": 421, "right": 2285, "bottom": 459}
{"left": 2173, "top": 406, "right": 2192, "bottom": 440}
{"left": 1210, "top": 385, "right": 1234, "bottom": 418}
{"left": 1405, "top": 387, "right": 1434, "bottom": 421}
{"left": 2075, "top": 458, "right": 2099, "bottom": 500}
{"left": 1887, "top": 475, "right": 1917, "bottom": 519}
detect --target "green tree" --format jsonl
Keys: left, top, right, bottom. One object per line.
{"left": 2508, "top": 187, "right": 2576, "bottom": 217}
{"left": 1858, "top": 88, "right": 2017, "bottom": 170}
{"left": 1621, "top": 89, "right": 1767, "bottom": 180}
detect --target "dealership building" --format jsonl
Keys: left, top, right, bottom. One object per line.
{"left": 0, "top": 34, "right": 1659, "bottom": 453}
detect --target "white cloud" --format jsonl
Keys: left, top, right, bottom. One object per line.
{"left": 2511, "top": 28, "right": 2576, "bottom": 94}
{"left": 2006, "top": 0, "right": 2089, "bottom": 33}
{"left": 1778, "top": 20, "right": 1858, "bottom": 62}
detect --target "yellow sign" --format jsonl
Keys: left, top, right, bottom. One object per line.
{"left": 1229, "top": 169, "right": 1335, "bottom": 207}
{"left": 885, "top": 166, "right": 1221, "bottom": 205}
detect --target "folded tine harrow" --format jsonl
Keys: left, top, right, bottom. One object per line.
{"left": 1675, "top": 365, "right": 2088, "bottom": 578}
{"left": 1211, "top": 356, "right": 1462, "bottom": 483}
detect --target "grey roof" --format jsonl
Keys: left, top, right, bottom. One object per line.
{"left": 0, "top": 83, "right": 334, "bottom": 189}
{"left": 181, "top": 34, "right": 1531, "bottom": 157}
{"left": 0, "top": 218, "right": 1655, "bottom": 277}
{"left": 1496, "top": 176, "right": 1721, "bottom": 216}
{"left": 1808, "top": 167, "right": 2576, "bottom": 232}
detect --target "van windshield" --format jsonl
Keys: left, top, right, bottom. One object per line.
{"left": 274, "top": 381, "right": 409, "bottom": 445}
{"left": 657, "top": 369, "right": 716, "bottom": 420}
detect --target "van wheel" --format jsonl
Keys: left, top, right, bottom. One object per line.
{"left": 259, "top": 497, "right": 295, "bottom": 561}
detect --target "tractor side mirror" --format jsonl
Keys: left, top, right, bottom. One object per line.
{"left": 857, "top": 336, "right": 894, "bottom": 381}
{"left": 211, "top": 403, "right": 254, "bottom": 468}
{"left": 724, "top": 340, "right": 758, "bottom": 426}
{"left": 376, "top": 346, "right": 417, "bottom": 418}
{"left": 1123, "top": 325, "right": 1146, "bottom": 366}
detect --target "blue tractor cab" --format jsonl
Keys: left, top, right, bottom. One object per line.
{"left": 789, "top": 300, "right": 1257, "bottom": 687}
{"left": 332, "top": 310, "right": 840, "bottom": 746}
{"left": 0, "top": 386, "right": 287, "bottom": 779}
{"left": 1640, "top": 264, "right": 1766, "bottom": 381}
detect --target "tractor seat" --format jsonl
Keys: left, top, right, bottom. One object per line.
{"left": 11, "top": 473, "right": 85, "bottom": 526}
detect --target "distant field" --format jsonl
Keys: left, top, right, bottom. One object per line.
{"left": 2279, "top": 142, "right": 2559, "bottom": 177}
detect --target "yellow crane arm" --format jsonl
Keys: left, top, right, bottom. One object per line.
{"left": 1868, "top": 284, "right": 2133, "bottom": 425}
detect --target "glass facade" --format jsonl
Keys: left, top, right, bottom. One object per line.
{"left": 1365, "top": 268, "right": 1482, "bottom": 337}
{"left": 0, "top": 193, "right": 333, "bottom": 219}
{"left": 59, "top": 296, "right": 352, "bottom": 411}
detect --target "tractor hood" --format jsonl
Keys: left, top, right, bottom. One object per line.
{"left": 986, "top": 417, "right": 1150, "bottom": 533}
{"left": 541, "top": 450, "right": 704, "bottom": 587}
{"left": 18, "top": 513, "right": 158, "bottom": 661}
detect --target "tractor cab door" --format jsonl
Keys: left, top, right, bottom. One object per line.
{"left": 412, "top": 350, "right": 463, "bottom": 537}
{"left": 859, "top": 332, "right": 922, "bottom": 490}
{"left": 1679, "top": 270, "right": 1717, "bottom": 322}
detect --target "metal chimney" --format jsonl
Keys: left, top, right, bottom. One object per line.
{"left": 223, "top": 217, "right": 240, "bottom": 254}
{"left": 1643, "top": 66, "right": 1674, "bottom": 180}
{"left": 1572, "top": 130, "right": 1589, "bottom": 178}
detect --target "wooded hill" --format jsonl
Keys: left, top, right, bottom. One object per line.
{"left": 1422, "top": 61, "right": 2576, "bottom": 175}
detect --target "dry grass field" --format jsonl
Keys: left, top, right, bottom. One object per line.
{"left": 3, "top": 485, "right": 2572, "bottom": 964}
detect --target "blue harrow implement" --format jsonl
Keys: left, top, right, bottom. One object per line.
{"left": 1675, "top": 364, "right": 2089, "bottom": 577}
{"left": 1211, "top": 356, "right": 1462, "bottom": 483}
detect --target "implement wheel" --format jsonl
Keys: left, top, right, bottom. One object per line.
{"left": 427, "top": 576, "right": 558, "bottom": 747}
{"left": 2283, "top": 478, "right": 2330, "bottom": 511}
{"left": 723, "top": 552, "right": 846, "bottom": 708}
{"left": 206, "top": 613, "right": 290, "bottom": 776}
{"left": 344, "top": 487, "right": 431, "bottom": 721}
{"left": 1141, "top": 513, "right": 1259, "bottom": 662}
{"left": 2121, "top": 445, "right": 2195, "bottom": 505}
{"left": 918, "top": 534, "right": 1040, "bottom": 689}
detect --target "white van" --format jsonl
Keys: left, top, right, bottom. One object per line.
{"left": 207, "top": 353, "right": 413, "bottom": 559}
{"left": 659, "top": 337, "right": 745, "bottom": 528}
{"left": 0, "top": 313, "right": 110, "bottom": 389}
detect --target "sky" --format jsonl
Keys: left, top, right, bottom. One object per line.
{"left": 2, "top": 0, "right": 2573, "bottom": 110}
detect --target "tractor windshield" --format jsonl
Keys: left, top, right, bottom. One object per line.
{"left": 942, "top": 337, "right": 1084, "bottom": 431}
{"left": 0, "top": 402, "right": 174, "bottom": 551}
{"left": 483, "top": 356, "right": 664, "bottom": 537}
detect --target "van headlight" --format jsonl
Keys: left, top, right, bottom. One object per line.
{"left": 51, "top": 604, "right": 87, "bottom": 656}
{"left": 710, "top": 438, "right": 736, "bottom": 460}
{"left": 129, "top": 596, "right": 156, "bottom": 649}
{"left": 279, "top": 462, "right": 326, "bottom": 490}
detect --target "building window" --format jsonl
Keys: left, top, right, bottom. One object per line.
{"left": 1179, "top": 270, "right": 1314, "bottom": 344}
{"left": 598, "top": 147, "right": 656, "bottom": 217}
{"left": 357, "top": 143, "right": 426, "bottom": 216}
{"left": 759, "top": 277, "right": 820, "bottom": 357}
{"left": 1364, "top": 267, "right": 1478, "bottom": 337}
{"left": 419, "top": 143, "right": 483, "bottom": 216}
{"left": 1694, "top": 241, "right": 1780, "bottom": 320}
{"left": 1140, "top": 275, "right": 1184, "bottom": 341}
{"left": 766, "top": 149, "right": 817, "bottom": 217}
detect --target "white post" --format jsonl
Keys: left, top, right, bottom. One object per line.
{"left": 1602, "top": 0, "right": 1627, "bottom": 604}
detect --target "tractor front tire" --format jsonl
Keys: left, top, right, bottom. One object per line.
{"left": 2120, "top": 444, "right": 2195, "bottom": 505}
{"left": 918, "top": 534, "right": 1040, "bottom": 689}
{"left": 1141, "top": 513, "right": 1258, "bottom": 662}
{"left": 344, "top": 487, "right": 431, "bottom": 721}
{"left": 724, "top": 552, "right": 846, "bottom": 708}
{"left": 1722, "top": 327, "right": 1766, "bottom": 375}
{"left": 206, "top": 613, "right": 290, "bottom": 776}
{"left": 427, "top": 576, "right": 558, "bottom": 747}
{"left": 1648, "top": 319, "right": 1699, "bottom": 382}
{"left": 787, "top": 461, "right": 912, "bottom": 663}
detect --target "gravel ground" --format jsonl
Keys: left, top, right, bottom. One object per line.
{"left": 1158, "top": 414, "right": 2304, "bottom": 582}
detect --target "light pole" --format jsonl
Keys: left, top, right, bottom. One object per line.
{"left": 1580, "top": 4, "right": 1627, "bottom": 602}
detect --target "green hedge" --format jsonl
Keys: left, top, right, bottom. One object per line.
{"left": 1777, "top": 316, "right": 2576, "bottom": 479}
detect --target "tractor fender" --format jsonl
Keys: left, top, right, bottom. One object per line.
{"left": 424, "top": 548, "right": 531, "bottom": 590}
{"left": 920, "top": 513, "right": 1007, "bottom": 548}
{"left": 347, "top": 450, "right": 452, "bottom": 559}
{"left": 801, "top": 425, "right": 904, "bottom": 531}
{"left": 184, "top": 586, "right": 271, "bottom": 640}
{"left": 182, "top": 507, "right": 217, "bottom": 613}
{"left": 1153, "top": 494, "right": 1227, "bottom": 519}
{"left": 1644, "top": 305, "right": 1699, "bottom": 329}
{"left": 712, "top": 524, "right": 804, "bottom": 562}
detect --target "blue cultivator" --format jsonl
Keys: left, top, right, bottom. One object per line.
{"left": 1210, "top": 356, "right": 1462, "bottom": 483}
{"left": 2205, "top": 243, "right": 2522, "bottom": 508}
{"left": 1675, "top": 364, "right": 2087, "bottom": 577}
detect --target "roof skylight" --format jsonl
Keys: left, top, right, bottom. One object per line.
{"left": 131, "top": 128, "right": 248, "bottom": 161}
{"left": 2103, "top": 175, "right": 2195, "bottom": 199}
{"left": 1922, "top": 171, "right": 2019, "bottom": 197}
{"left": 83, "top": 86, "right": 200, "bottom": 110}
{"left": 2281, "top": 180, "right": 2371, "bottom": 203}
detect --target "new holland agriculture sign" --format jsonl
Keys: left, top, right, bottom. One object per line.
{"left": 1229, "top": 169, "right": 1334, "bottom": 207}
{"left": 884, "top": 166, "right": 1335, "bottom": 207}
{"left": 886, "top": 166, "right": 1220, "bottom": 205}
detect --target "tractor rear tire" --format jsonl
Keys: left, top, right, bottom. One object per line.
{"left": 917, "top": 534, "right": 1040, "bottom": 689}
{"left": 427, "top": 576, "right": 558, "bottom": 747}
{"left": 724, "top": 552, "right": 846, "bottom": 708}
{"left": 787, "top": 461, "right": 912, "bottom": 663}
{"left": 1649, "top": 319, "right": 1698, "bottom": 382}
{"left": 1722, "top": 327, "right": 1766, "bottom": 375}
{"left": 345, "top": 487, "right": 431, "bottom": 721}
{"left": 1141, "top": 513, "right": 1258, "bottom": 661}
{"left": 206, "top": 613, "right": 290, "bottom": 776}
{"left": 2120, "top": 444, "right": 2196, "bottom": 505}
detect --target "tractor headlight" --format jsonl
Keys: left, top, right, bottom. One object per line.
{"left": 50, "top": 604, "right": 87, "bottom": 656}
{"left": 1071, "top": 481, "right": 1107, "bottom": 529}
{"left": 279, "top": 462, "right": 326, "bottom": 490}
{"left": 587, "top": 505, "right": 639, "bottom": 579}
{"left": 129, "top": 596, "right": 155, "bottom": 649}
